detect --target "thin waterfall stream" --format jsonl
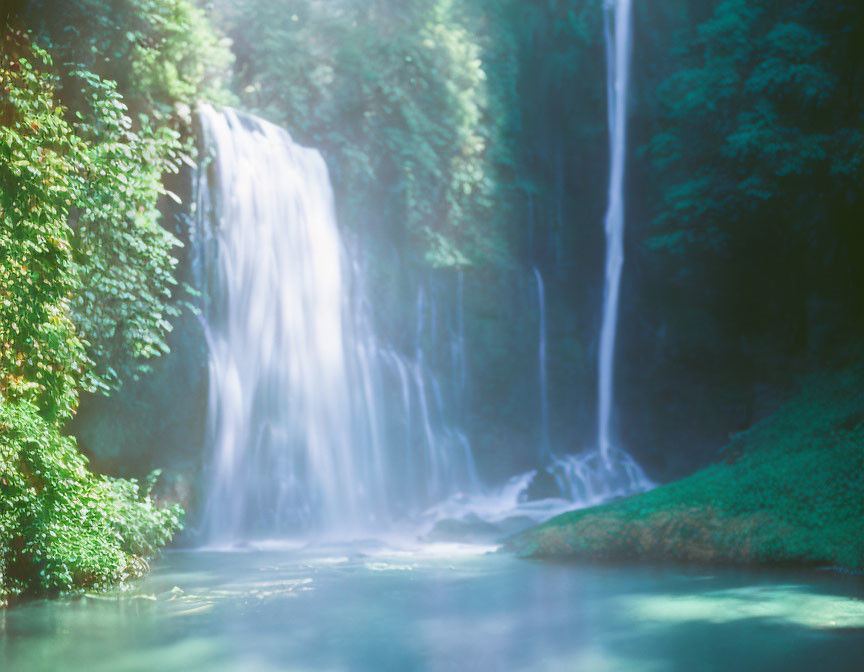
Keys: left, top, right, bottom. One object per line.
{"left": 597, "top": 0, "right": 633, "bottom": 464}
{"left": 530, "top": 0, "right": 651, "bottom": 505}
{"left": 533, "top": 267, "right": 551, "bottom": 460}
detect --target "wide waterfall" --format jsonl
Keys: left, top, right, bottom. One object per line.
{"left": 193, "top": 77, "right": 650, "bottom": 545}
{"left": 194, "top": 106, "right": 479, "bottom": 544}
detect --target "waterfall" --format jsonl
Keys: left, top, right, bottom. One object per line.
{"left": 195, "top": 106, "right": 479, "bottom": 544}
{"left": 528, "top": 0, "right": 650, "bottom": 507}
{"left": 533, "top": 268, "right": 551, "bottom": 459}
{"left": 191, "top": 25, "right": 653, "bottom": 541}
{"left": 597, "top": 0, "right": 632, "bottom": 463}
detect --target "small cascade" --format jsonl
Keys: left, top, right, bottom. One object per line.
{"left": 195, "top": 106, "right": 479, "bottom": 545}
{"left": 548, "top": 449, "right": 651, "bottom": 506}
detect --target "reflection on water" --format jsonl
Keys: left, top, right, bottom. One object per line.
{"left": 624, "top": 585, "right": 864, "bottom": 629}
{"left": 2, "top": 544, "right": 863, "bottom": 671}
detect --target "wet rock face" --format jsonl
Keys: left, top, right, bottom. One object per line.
{"left": 425, "top": 514, "right": 540, "bottom": 544}
{"left": 521, "top": 469, "right": 562, "bottom": 502}
{"left": 497, "top": 515, "right": 539, "bottom": 538}
{"left": 425, "top": 516, "right": 503, "bottom": 544}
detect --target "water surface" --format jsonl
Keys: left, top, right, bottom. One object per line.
{"left": 2, "top": 543, "right": 863, "bottom": 671}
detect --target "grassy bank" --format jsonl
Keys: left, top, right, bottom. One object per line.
{"left": 504, "top": 369, "right": 864, "bottom": 571}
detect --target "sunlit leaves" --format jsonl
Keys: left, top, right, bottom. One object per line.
{"left": 25, "top": 0, "right": 235, "bottom": 121}
{"left": 0, "top": 31, "right": 183, "bottom": 604}
{"left": 70, "top": 67, "right": 184, "bottom": 388}
{"left": 0, "top": 400, "right": 182, "bottom": 603}
{"left": 0, "top": 29, "right": 86, "bottom": 421}
{"left": 220, "top": 0, "right": 515, "bottom": 268}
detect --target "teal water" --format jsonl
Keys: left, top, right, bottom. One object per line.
{"left": 2, "top": 543, "right": 863, "bottom": 671}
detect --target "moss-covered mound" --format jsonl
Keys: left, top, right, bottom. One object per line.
{"left": 504, "top": 369, "right": 864, "bottom": 571}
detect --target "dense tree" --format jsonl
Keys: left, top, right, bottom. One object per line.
{"left": 0, "top": 33, "right": 87, "bottom": 421}
{"left": 24, "top": 0, "right": 234, "bottom": 120}
{"left": 215, "top": 0, "right": 517, "bottom": 268}
{"left": 1, "top": 0, "right": 234, "bottom": 608}
{"left": 15, "top": 0, "right": 234, "bottom": 387}
{"left": 0, "top": 29, "right": 182, "bottom": 604}
{"left": 632, "top": 0, "right": 864, "bottom": 415}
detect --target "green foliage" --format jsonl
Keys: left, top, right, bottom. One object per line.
{"left": 220, "top": 0, "right": 516, "bottom": 267}
{"left": 21, "top": 2, "right": 231, "bottom": 383}
{"left": 614, "top": 0, "right": 864, "bottom": 445}
{"left": 24, "top": 0, "right": 235, "bottom": 121}
{"left": 0, "top": 32, "right": 88, "bottom": 422}
{"left": 10, "top": 1, "right": 233, "bottom": 389}
{"left": 2, "top": 27, "right": 185, "bottom": 393}
{"left": 0, "top": 30, "right": 183, "bottom": 604}
{"left": 70, "top": 69, "right": 184, "bottom": 387}
{"left": 507, "top": 368, "right": 864, "bottom": 571}
{"left": 1, "top": 3, "right": 228, "bottom": 606}
{"left": 0, "top": 399, "right": 181, "bottom": 603}
{"left": 644, "top": 0, "right": 863, "bottom": 252}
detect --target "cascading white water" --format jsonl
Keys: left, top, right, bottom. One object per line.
{"left": 193, "top": 17, "right": 652, "bottom": 543}
{"left": 597, "top": 0, "right": 633, "bottom": 464}
{"left": 195, "top": 106, "right": 479, "bottom": 545}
